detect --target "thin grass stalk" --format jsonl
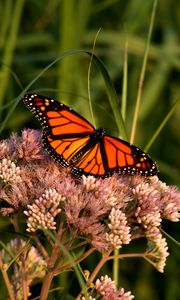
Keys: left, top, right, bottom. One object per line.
{"left": 87, "top": 29, "right": 102, "bottom": 128}
{"left": 0, "top": 52, "right": 74, "bottom": 134}
{"left": 112, "top": 40, "right": 129, "bottom": 288}
{"left": 0, "top": 49, "right": 127, "bottom": 138}
{"left": 121, "top": 40, "right": 128, "bottom": 123}
{"left": 84, "top": 29, "right": 180, "bottom": 68}
{"left": 130, "top": 0, "right": 158, "bottom": 144}
{"left": 0, "top": 0, "right": 25, "bottom": 109}
{"left": 160, "top": 228, "right": 180, "bottom": 247}
{"left": 144, "top": 97, "right": 180, "bottom": 152}
{"left": 86, "top": 53, "right": 127, "bottom": 139}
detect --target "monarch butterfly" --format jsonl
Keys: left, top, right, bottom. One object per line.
{"left": 23, "top": 94, "right": 158, "bottom": 178}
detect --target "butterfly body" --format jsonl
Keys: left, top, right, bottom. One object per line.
{"left": 23, "top": 94, "right": 158, "bottom": 178}
{"left": 69, "top": 128, "right": 105, "bottom": 163}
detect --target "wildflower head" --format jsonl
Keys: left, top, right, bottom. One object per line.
{"left": 105, "top": 207, "right": 131, "bottom": 249}
{"left": 24, "top": 188, "right": 65, "bottom": 232}
{"left": 95, "top": 275, "right": 134, "bottom": 299}
{"left": 0, "top": 130, "right": 179, "bottom": 275}
{"left": 0, "top": 158, "right": 22, "bottom": 183}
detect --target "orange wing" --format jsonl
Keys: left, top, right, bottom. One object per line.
{"left": 70, "top": 134, "right": 157, "bottom": 177}
{"left": 23, "top": 94, "right": 94, "bottom": 138}
{"left": 23, "top": 93, "right": 95, "bottom": 168}
{"left": 101, "top": 135, "right": 157, "bottom": 176}
{"left": 71, "top": 142, "right": 106, "bottom": 176}
{"left": 23, "top": 94, "right": 158, "bottom": 177}
{"left": 43, "top": 133, "right": 93, "bottom": 168}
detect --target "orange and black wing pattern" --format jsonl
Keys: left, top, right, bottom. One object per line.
{"left": 102, "top": 135, "right": 157, "bottom": 176}
{"left": 23, "top": 94, "right": 158, "bottom": 177}
{"left": 70, "top": 133, "right": 157, "bottom": 177}
{"left": 23, "top": 93, "right": 95, "bottom": 167}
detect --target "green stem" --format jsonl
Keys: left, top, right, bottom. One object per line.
{"left": 144, "top": 97, "right": 180, "bottom": 152}
{"left": 57, "top": 0, "right": 76, "bottom": 100}
{"left": 121, "top": 40, "right": 128, "bottom": 123}
{"left": 113, "top": 249, "right": 119, "bottom": 287}
{"left": 130, "top": 0, "right": 158, "bottom": 144}
{"left": 160, "top": 228, "right": 180, "bottom": 247}
{"left": 87, "top": 28, "right": 101, "bottom": 128}
{"left": 0, "top": 0, "right": 25, "bottom": 109}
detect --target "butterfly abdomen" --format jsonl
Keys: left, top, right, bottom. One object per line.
{"left": 70, "top": 128, "right": 105, "bottom": 164}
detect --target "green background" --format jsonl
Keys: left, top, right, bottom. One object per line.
{"left": 0, "top": 0, "right": 179, "bottom": 299}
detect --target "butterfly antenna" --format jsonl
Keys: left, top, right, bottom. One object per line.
{"left": 87, "top": 28, "right": 102, "bottom": 128}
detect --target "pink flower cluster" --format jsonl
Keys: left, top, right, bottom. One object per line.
{"left": 0, "top": 129, "right": 179, "bottom": 274}
{"left": 81, "top": 275, "right": 134, "bottom": 300}
{"left": 95, "top": 275, "right": 134, "bottom": 300}
{"left": 24, "top": 188, "right": 65, "bottom": 232}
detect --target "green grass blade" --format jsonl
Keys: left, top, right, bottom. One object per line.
{"left": 0, "top": 49, "right": 127, "bottom": 139}
{"left": 0, "top": 50, "right": 81, "bottom": 134}
{"left": 160, "top": 228, "right": 180, "bottom": 247}
{"left": 130, "top": 0, "right": 158, "bottom": 143}
{"left": 57, "top": 0, "right": 92, "bottom": 104}
{"left": 121, "top": 40, "right": 128, "bottom": 121}
{"left": 87, "top": 28, "right": 102, "bottom": 128}
{"left": 144, "top": 97, "right": 180, "bottom": 152}
{"left": 44, "top": 230, "right": 87, "bottom": 297}
{"left": 0, "top": 1, "right": 12, "bottom": 49}
{"left": 85, "top": 51, "right": 127, "bottom": 139}
{"left": 0, "top": 0, "right": 25, "bottom": 108}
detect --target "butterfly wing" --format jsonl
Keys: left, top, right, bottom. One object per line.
{"left": 70, "top": 133, "right": 157, "bottom": 177}
{"left": 23, "top": 94, "right": 95, "bottom": 167}
{"left": 71, "top": 141, "right": 106, "bottom": 176}
{"left": 101, "top": 135, "right": 157, "bottom": 176}
{"left": 23, "top": 94, "right": 158, "bottom": 177}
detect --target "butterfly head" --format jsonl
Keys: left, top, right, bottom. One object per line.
{"left": 94, "top": 128, "right": 105, "bottom": 141}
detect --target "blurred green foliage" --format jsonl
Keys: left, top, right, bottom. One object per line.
{"left": 0, "top": 0, "right": 179, "bottom": 299}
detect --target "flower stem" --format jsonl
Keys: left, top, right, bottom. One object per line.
{"left": 39, "top": 271, "right": 54, "bottom": 300}
{"left": 34, "top": 236, "right": 49, "bottom": 259}
{"left": 0, "top": 257, "right": 15, "bottom": 300}
{"left": 39, "top": 242, "right": 60, "bottom": 300}
{"left": 21, "top": 257, "right": 28, "bottom": 300}
{"left": 56, "top": 248, "right": 95, "bottom": 275}
{"left": 108, "top": 252, "right": 147, "bottom": 260}
{"left": 76, "top": 250, "right": 111, "bottom": 300}
{"left": 113, "top": 249, "right": 120, "bottom": 287}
